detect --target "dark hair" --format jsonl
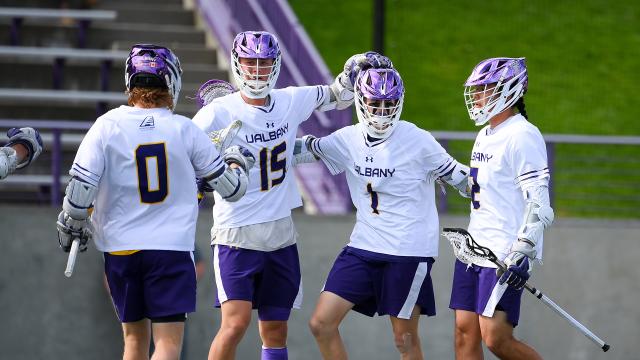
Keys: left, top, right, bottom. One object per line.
{"left": 515, "top": 97, "right": 528, "bottom": 119}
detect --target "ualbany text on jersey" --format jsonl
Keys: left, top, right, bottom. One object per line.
{"left": 245, "top": 124, "right": 289, "bottom": 143}
{"left": 354, "top": 163, "right": 396, "bottom": 178}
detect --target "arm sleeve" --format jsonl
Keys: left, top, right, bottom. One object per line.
{"left": 509, "top": 129, "right": 550, "bottom": 188}
{"left": 192, "top": 103, "right": 226, "bottom": 133}
{"left": 70, "top": 119, "right": 106, "bottom": 187}
{"left": 292, "top": 85, "right": 330, "bottom": 124}
{"left": 419, "top": 131, "right": 454, "bottom": 176}
{"left": 184, "top": 120, "right": 226, "bottom": 179}
{"left": 308, "top": 130, "right": 349, "bottom": 175}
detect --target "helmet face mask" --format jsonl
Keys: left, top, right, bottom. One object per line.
{"left": 231, "top": 31, "right": 281, "bottom": 99}
{"left": 125, "top": 44, "right": 182, "bottom": 109}
{"left": 355, "top": 68, "right": 404, "bottom": 140}
{"left": 463, "top": 57, "right": 527, "bottom": 126}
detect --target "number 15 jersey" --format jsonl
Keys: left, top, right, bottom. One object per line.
{"left": 310, "top": 121, "right": 457, "bottom": 258}
{"left": 192, "top": 86, "right": 330, "bottom": 229}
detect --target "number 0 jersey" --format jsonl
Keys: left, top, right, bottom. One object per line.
{"left": 310, "top": 121, "right": 458, "bottom": 258}
{"left": 468, "top": 114, "right": 549, "bottom": 263}
{"left": 71, "top": 106, "right": 225, "bottom": 252}
{"left": 192, "top": 86, "right": 330, "bottom": 229}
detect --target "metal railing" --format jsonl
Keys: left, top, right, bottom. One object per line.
{"left": 2, "top": 119, "right": 639, "bottom": 218}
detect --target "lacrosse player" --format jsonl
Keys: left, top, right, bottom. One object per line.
{"left": 449, "top": 58, "right": 553, "bottom": 360}
{"left": 298, "top": 67, "right": 470, "bottom": 360}
{"left": 192, "top": 31, "right": 380, "bottom": 360}
{"left": 0, "top": 127, "right": 43, "bottom": 180}
{"left": 55, "top": 44, "right": 252, "bottom": 360}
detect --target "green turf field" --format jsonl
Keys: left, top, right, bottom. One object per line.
{"left": 290, "top": 0, "right": 640, "bottom": 218}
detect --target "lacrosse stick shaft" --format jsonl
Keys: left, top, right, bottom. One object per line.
{"left": 495, "top": 260, "right": 610, "bottom": 352}
{"left": 64, "top": 239, "right": 80, "bottom": 278}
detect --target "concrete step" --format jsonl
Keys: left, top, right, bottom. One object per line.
{"left": 0, "top": 59, "right": 226, "bottom": 92}
{"left": 98, "top": 3, "right": 194, "bottom": 26}
{"left": 111, "top": 41, "right": 220, "bottom": 65}
{"left": 1, "top": 22, "right": 206, "bottom": 49}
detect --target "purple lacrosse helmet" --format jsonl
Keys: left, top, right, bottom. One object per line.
{"left": 125, "top": 44, "right": 182, "bottom": 108}
{"left": 231, "top": 31, "right": 281, "bottom": 99}
{"left": 355, "top": 68, "right": 405, "bottom": 139}
{"left": 463, "top": 57, "right": 527, "bottom": 126}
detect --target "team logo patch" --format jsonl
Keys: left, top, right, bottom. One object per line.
{"left": 139, "top": 116, "right": 155, "bottom": 130}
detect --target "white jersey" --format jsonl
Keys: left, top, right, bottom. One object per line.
{"left": 71, "top": 105, "right": 225, "bottom": 252}
{"left": 192, "top": 86, "right": 330, "bottom": 230}
{"left": 467, "top": 114, "right": 549, "bottom": 264}
{"left": 310, "top": 121, "right": 457, "bottom": 258}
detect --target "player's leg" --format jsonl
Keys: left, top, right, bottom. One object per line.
{"left": 151, "top": 319, "right": 185, "bottom": 360}
{"left": 389, "top": 306, "right": 423, "bottom": 360}
{"left": 104, "top": 252, "right": 151, "bottom": 359}
{"left": 256, "top": 243, "right": 303, "bottom": 359}
{"left": 209, "top": 243, "right": 264, "bottom": 360}
{"left": 381, "top": 259, "right": 435, "bottom": 360}
{"left": 209, "top": 300, "right": 253, "bottom": 360}
{"left": 454, "top": 310, "right": 483, "bottom": 360}
{"left": 308, "top": 291, "right": 354, "bottom": 360}
{"left": 142, "top": 250, "right": 196, "bottom": 359}
{"left": 122, "top": 320, "right": 151, "bottom": 360}
{"left": 449, "top": 260, "right": 483, "bottom": 359}
{"left": 479, "top": 312, "right": 542, "bottom": 360}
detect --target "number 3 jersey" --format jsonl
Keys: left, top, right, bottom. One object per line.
{"left": 192, "top": 86, "right": 330, "bottom": 229}
{"left": 71, "top": 106, "right": 225, "bottom": 252}
{"left": 309, "top": 121, "right": 458, "bottom": 258}
{"left": 468, "top": 114, "right": 549, "bottom": 263}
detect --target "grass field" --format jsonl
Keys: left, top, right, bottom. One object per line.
{"left": 290, "top": 0, "right": 640, "bottom": 218}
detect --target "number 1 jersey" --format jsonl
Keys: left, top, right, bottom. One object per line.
{"left": 310, "top": 121, "right": 457, "bottom": 258}
{"left": 71, "top": 106, "right": 225, "bottom": 252}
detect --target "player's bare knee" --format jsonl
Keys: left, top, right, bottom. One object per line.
{"left": 308, "top": 316, "right": 335, "bottom": 338}
{"left": 483, "top": 333, "right": 511, "bottom": 356}
{"left": 393, "top": 332, "right": 413, "bottom": 354}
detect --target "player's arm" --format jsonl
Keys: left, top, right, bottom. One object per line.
{"left": 0, "top": 127, "right": 43, "bottom": 179}
{"left": 57, "top": 176, "right": 96, "bottom": 252}
{"left": 199, "top": 146, "right": 255, "bottom": 202}
{"left": 291, "top": 135, "right": 320, "bottom": 166}
{"left": 318, "top": 52, "right": 394, "bottom": 112}
{"left": 433, "top": 156, "right": 471, "bottom": 198}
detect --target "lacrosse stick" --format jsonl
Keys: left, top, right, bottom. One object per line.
{"left": 442, "top": 227, "right": 610, "bottom": 352}
{"left": 194, "top": 79, "right": 235, "bottom": 108}
{"left": 64, "top": 239, "right": 80, "bottom": 277}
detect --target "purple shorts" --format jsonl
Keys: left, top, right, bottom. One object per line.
{"left": 449, "top": 259, "right": 524, "bottom": 327}
{"left": 104, "top": 250, "right": 196, "bottom": 323}
{"left": 212, "top": 244, "right": 302, "bottom": 321}
{"left": 323, "top": 247, "right": 436, "bottom": 320}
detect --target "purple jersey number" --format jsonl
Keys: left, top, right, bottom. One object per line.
{"left": 470, "top": 167, "right": 480, "bottom": 209}
{"left": 135, "top": 142, "right": 168, "bottom": 204}
{"left": 259, "top": 141, "right": 287, "bottom": 191}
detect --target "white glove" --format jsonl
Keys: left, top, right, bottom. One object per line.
{"left": 56, "top": 211, "right": 93, "bottom": 253}
{"left": 6, "top": 127, "right": 43, "bottom": 168}
{"left": 223, "top": 145, "right": 256, "bottom": 173}
{"left": 0, "top": 147, "right": 18, "bottom": 180}
{"left": 341, "top": 51, "right": 394, "bottom": 89}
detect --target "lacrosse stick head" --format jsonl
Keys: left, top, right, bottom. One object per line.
{"left": 195, "top": 79, "right": 235, "bottom": 108}
{"left": 208, "top": 120, "right": 242, "bottom": 153}
{"left": 463, "top": 57, "right": 527, "bottom": 126}
{"left": 442, "top": 228, "right": 499, "bottom": 266}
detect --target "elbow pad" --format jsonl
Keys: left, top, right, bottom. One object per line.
{"left": 439, "top": 161, "right": 471, "bottom": 198}
{"left": 516, "top": 181, "right": 555, "bottom": 254}
{"left": 318, "top": 79, "right": 354, "bottom": 111}
{"left": 206, "top": 166, "right": 248, "bottom": 202}
{"left": 62, "top": 177, "right": 97, "bottom": 220}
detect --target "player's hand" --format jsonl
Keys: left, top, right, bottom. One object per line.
{"left": 498, "top": 249, "right": 531, "bottom": 290}
{"left": 341, "top": 51, "right": 394, "bottom": 88}
{"left": 6, "top": 127, "right": 43, "bottom": 167}
{"left": 0, "top": 147, "right": 18, "bottom": 180}
{"left": 56, "top": 211, "right": 92, "bottom": 253}
{"left": 196, "top": 177, "right": 214, "bottom": 204}
{"left": 223, "top": 145, "right": 255, "bottom": 173}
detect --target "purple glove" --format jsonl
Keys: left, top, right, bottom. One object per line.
{"left": 498, "top": 256, "right": 530, "bottom": 290}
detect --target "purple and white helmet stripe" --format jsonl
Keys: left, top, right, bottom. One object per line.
{"left": 355, "top": 68, "right": 404, "bottom": 139}
{"left": 231, "top": 31, "right": 281, "bottom": 99}
{"left": 463, "top": 57, "right": 527, "bottom": 126}
{"left": 125, "top": 44, "right": 182, "bottom": 109}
